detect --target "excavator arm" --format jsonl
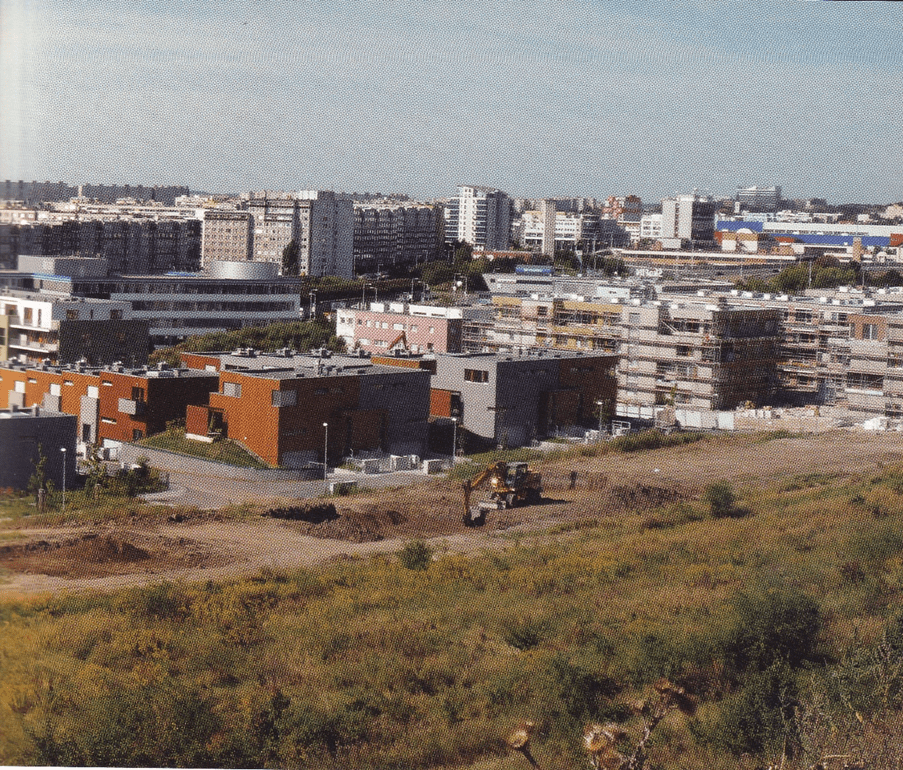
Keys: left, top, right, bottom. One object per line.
{"left": 463, "top": 462, "right": 507, "bottom": 524}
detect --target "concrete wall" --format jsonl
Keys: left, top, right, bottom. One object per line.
{"left": 494, "top": 357, "right": 561, "bottom": 447}
{"left": 0, "top": 411, "right": 77, "bottom": 490}
{"left": 357, "top": 367, "right": 430, "bottom": 457}
{"left": 432, "top": 354, "right": 561, "bottom": 446}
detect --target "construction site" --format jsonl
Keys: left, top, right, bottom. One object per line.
{"left": 2, "top": 427, "right": 903, "bottom": 596}
{"left": 453, "top": 278, "right": 903, "bottom": 424}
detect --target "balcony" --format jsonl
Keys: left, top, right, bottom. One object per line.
{"left": 118, "top": 398, "right": 146, "bottom": 416}
{"left": 8, "top": 339, "right": 58, "bottom": 353}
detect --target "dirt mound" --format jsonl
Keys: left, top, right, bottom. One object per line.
{"left": 290, "top": 506, "right": 408, "bottom": 543}
{"left": 0, "top": 532, "right": 220, "bottom": 579}
{"left": 265, "top": 502, "right": 339, "bottom": 523}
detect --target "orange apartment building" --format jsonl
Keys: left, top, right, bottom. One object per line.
{"left": 181, "top": 350, "right": 431, "bottom": 467}
{"left": 0, "top": 362, "right": 218, "bottom": 447}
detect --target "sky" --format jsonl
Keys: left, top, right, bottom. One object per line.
{"left": 1, "top": 0, "right": 901, "bottom": 203}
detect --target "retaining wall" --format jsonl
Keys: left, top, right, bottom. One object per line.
{"left": 119, "top": 444, "right": 320, "bottom": 481}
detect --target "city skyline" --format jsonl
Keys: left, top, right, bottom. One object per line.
{"left": 1, "top": 0, "right": 901, "bottom": 203}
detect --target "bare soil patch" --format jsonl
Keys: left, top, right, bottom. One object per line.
{"left": 0, "top": 531, "right": 225, "bottom": 578}
{"left": 2, "top": 430, "right": 902, "bottom": 593}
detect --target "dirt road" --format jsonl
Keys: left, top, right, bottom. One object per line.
{"left": 2, "top": 430, "right": 900, "bottom": 595}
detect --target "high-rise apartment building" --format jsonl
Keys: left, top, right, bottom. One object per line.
{"left": 445, "top": 185, "right": 511, "bottom": 249}
{"left": 246, "top": 191, "right": 353, "bottom": 278}
{"left": 201, "top": 210, "right": 252, "bottom": 267}
{"left": 540, "top": 200, "right": 557, "bottom": 257}
{"left": 353, "top": 202, "right": 443, "bottom": 274}
{"left": 0, "top": 219, "right": 201, "bottom": 274}
{"left": 661, "top": 193, "right": 718, "bottom": 243}
{"left": 603, "top": 195, "right": 643, "bottom": 222}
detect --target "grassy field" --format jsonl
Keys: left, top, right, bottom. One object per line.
{"left": 138, "top": 428, "right": 270, "bottom": 469}
{"left": 2, "top": 457, "right": 903, "bottom": 767}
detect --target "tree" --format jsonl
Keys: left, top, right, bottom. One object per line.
{"left": 84, "top": 446, "right": 108, "bottom": 499}
{"left": 452, "top": 242, "right": 473, "bottom": 263}
{"left": 281, "top": 240, "right": 299, "bottom": 276}
{"left": 27, "top": 443, "right": 55, "bottom": 504}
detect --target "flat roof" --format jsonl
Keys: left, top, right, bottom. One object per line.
{"left": 0, "top": 361, "right": 217, "bottom": 379}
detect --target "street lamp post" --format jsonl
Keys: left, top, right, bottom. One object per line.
{"left": 451, "top": 417, "right": 458, "bottom": 464}
{"left": 59, "top": 447, "right": 67, "bottom": 513}
{"left": 595, "top": 400, "right": 605, "bottom": 439}
{"left": 309, "top": 290, "right": 317, "bottom": 319}
{"left": 322, "top": 422, "right": 329, "bottom": 480}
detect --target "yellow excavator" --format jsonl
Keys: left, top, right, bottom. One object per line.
{"left": 462, "top": 461, "right": 543, "bottom": 526}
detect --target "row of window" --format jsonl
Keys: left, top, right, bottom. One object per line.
{"left": 351, "top": 318, "right": 437, "bottom": 334}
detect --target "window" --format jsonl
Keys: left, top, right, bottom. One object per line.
{"left": 222, "top": 381, "right": 242, "bottom": 397}
{"left": 676, "top": 345, "right": 693, "bottom": 357}
{"left": 102, "top": 380, "right": 113, "bottom": 386}
{"left": 50, "top": 383, "right": 61, "bottom": 396}
{"left": 429, "top": 326, "right": 435, "bottom": 334}
{"left": 101, "top": 417, "right": 116, "bottom": 424}
{"left": 27, "top": 378, "right": 36, "bottom": 384}
{"left": 464, "top": 369, "right": 489, "bottom": 383}
{"left": 629, "top": 312, "right": 641, "bottom": 324}
{"left": 14, "top": 380, "right": 25, "bottom": 393}
{"left": 271, "top": 389, "right": 297, "bottom": 407}
{"left": 132, "top": 429, "right": 144, "bottom": 440}
{"left": 66, "top": 309, "right": 79, "bottom": 321}
{"left": 110, "top": 309, "right": 123, "bottom": 320}
{"left": 87, "top": 385, "right": 99, "bottom": 399}
{"left": 131, "top": 386, "right": 145, "bottom": 401}
{"left": 863, "top": 323, "right": 878, "bottom": 340}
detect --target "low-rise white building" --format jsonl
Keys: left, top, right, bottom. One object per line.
{"left": 0, "top": 291, "right": 144, "bottom": 365}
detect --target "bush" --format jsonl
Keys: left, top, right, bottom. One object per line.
{"left": 720, "top": 587, "right": 821, "bottom": 675}
{"left": 40, "top": 683, "right": 221, "bottom": 767}
{"left": 703, "top": 480, "right": 736, "bottom": 518}
{"left": 704, "top": 663, "right": 799, "bottom": 756}
{"left": 539, "top": 654, "right": 624, "bottom": 730}
{"left": 398, "top": 540, "right": 433, "bottom": 571}
{"left": 502, "top": 616, "right": 548, "bottom": 651}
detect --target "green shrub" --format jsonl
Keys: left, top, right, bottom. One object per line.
{"left": 703, "top": 480, "right": 736, "bottom": 518}
{"left": 53, "top": 684, "right": 221, "bottom": 767}
{"left": 720, "top": 587, "right": 821, "bottom": 675}
{"left": 703, "top": 663, "right": 799, "bottom": 756}
{"left": 501, "top": 616, "right": 548, "bottom": 651}
{"left": 124, "top": 582, "right": 190, "bottom": 622}
{"left": 398, "top": 539, "right": 433, "bottom": 571}
{"left": 539, "top": 654, "right": 623, "bottom": 728}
